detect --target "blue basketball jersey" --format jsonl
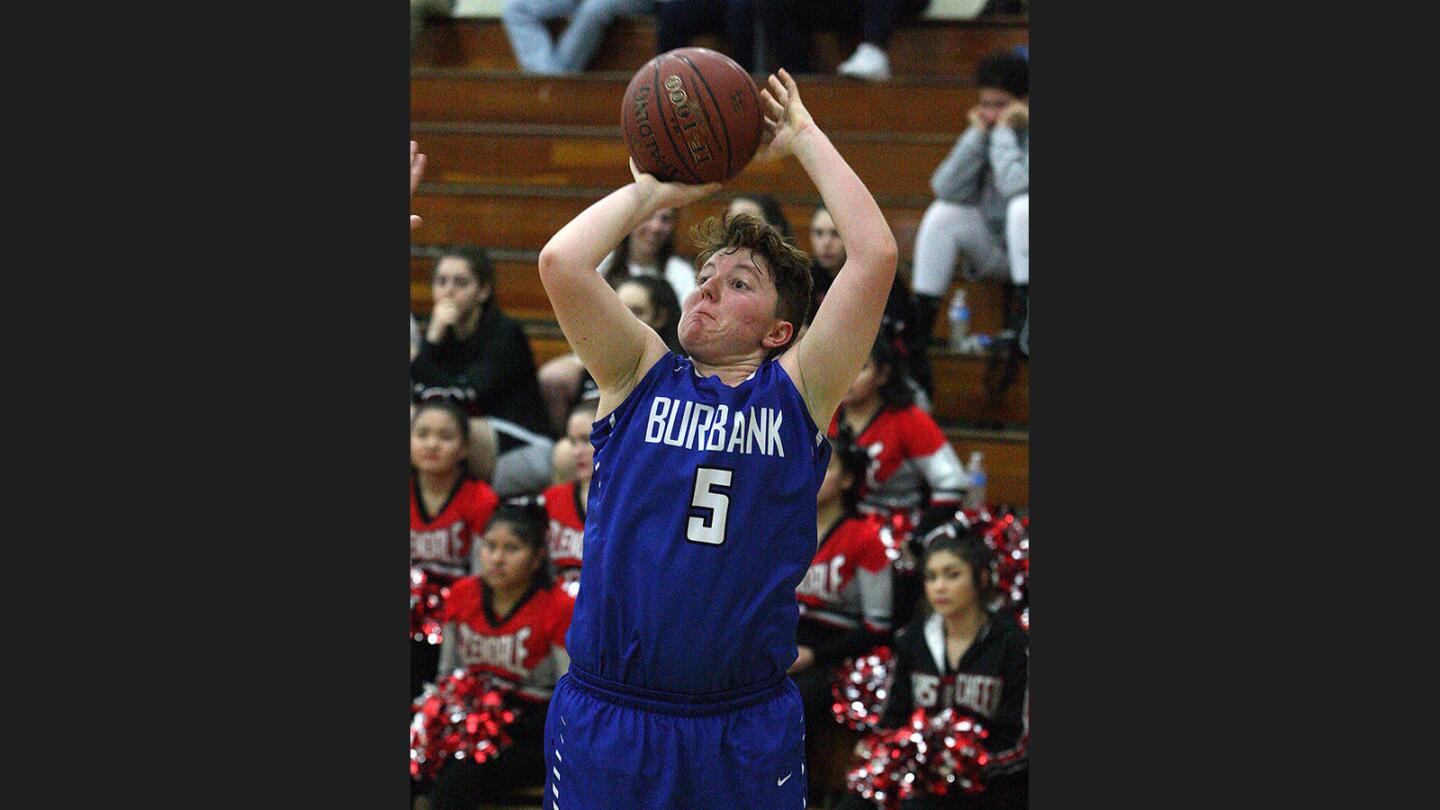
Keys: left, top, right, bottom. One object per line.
{"left": 568, "top": 352, "right": 832, "bottom": 695}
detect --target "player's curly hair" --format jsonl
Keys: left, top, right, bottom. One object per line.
{"left": 690, "top": 213, "right": 812, "bottom": 359}
{"left": 484, "top": 502, "right": 555, "bottom": 592}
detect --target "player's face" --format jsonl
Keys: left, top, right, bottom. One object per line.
{"left": 566, "top": 411, "right": 595, "bottom": 482}
{"left": 809, "top": 209, "right": 845, "bottom": 272}
{"left": 841, "top": 357, "right": 887, "bottom": 409}
{"left": 679, "top": 248, "right": 790, "bottom": 361}
{"left": 632, "top": 207, "right": 677, "bottom": 260}
{"left": 816, "top": 450, "right": 850, "bottom": 507}
{"left": 617, "top": 282, "right": 660, "bottom": 331}
{"left": 924, "top": 550, "right": 980, "bottom": 619}
{"left": 977, "top": 88, "right": 1017, "bottom": 128}
{"left": 727, "top": 198, "right": 765, "bottom": 222}
{"left": 479, "top": 523, "right": 542, "bottom": 592}
{"left": 432, "top": 256, "right": 486, "bottom": 314}
{"left": 410, "top": 409, "right": 467, "bottom": 474}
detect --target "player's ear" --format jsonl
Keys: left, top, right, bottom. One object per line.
{"left": 761, "top": 319, "right": 794, "bottom": 351}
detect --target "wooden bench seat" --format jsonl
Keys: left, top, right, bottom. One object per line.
{"left": 412, "top": 71, "right": 979, "bottom": 135}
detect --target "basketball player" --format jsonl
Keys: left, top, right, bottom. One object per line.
{"left": 534, "top": 69, "right": 897, "bottom": 808}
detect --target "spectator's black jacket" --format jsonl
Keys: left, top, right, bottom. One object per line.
{"left": 411, "top": 305, "right": 550, "bottom": 437}
{"left": 879, "top": 609, "right": 1029, "bottom": 775}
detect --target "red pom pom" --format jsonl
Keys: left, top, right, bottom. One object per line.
{"left": 830, "top": 646, "right": 895, "bottom": 732}
{"left": 409, "top": 671, "right": 522, "bottom": 781}
{"left": 846, "top": 708, "right": 991, "bottom": 808}
{"left": 410, "top": 566, "right": 453, "bottom": 645}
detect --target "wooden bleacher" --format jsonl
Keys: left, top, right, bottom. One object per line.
{"left": 410, "top": 12, "right": 1029, "bottom": 506}
{"left": 415, "top": 7, "right": 1027, "bottom": 81}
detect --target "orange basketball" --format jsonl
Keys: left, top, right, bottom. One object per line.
{"left": 621, "top": 48, "right": 764, "bottom": 184}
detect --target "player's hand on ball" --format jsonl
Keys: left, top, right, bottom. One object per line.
{"left": 1000, "top": 101, "right": 1029, "bottom": 130}
{"left": 628, "top": 158, "right": 722, "bottom": 209}
{"left": 411, "top": 140, "right": 427, "bottom": 231}
{"left": 754, "top": 69, "right": 815, "bottom": 164}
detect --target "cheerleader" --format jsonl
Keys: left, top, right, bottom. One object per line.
{"left": 536, "top": 399, "right": 597, "bottom": 590}
{"left": 790, "top": 434, "right": 896, "bottom": 806}
{"left": 426, "top": 504, "right": 574, "bottom": 809}
{"left": 829, "top": 330, "right": 967, "bottom": 530}
{"left": 842, "top": 528, "right": 1028, "bottom": 809}
{"left": 411, "top": 398, "right": 501, "bottom": 698}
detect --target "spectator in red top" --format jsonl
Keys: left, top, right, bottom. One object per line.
{"left": 411, "top": 398, "right": 502, "bottom": 698}
{"left": 536, "top": 400, "right": 598, "bottom": 591}
{"left": 789, "top": 433, "right": 896, "bottom": 806}
{"left": 425, "top": 504, "right": 575, "bottom": 810}
{"left": 829, "top": 330, "right": 966, "bottom": 530}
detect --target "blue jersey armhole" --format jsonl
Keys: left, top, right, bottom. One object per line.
{"left": 768, "top": 359, "right": 831, "bottom": 463}
{"left": 589, "top": 352, "right": 678, "bottom": 444}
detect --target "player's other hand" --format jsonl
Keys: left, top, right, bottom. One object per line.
{"left": 411, "top": 140, "right": 427, "bottom": 231}
{"left": 1000, "top": 101, "right": 1029, "bottom": 131}
{"left": 629, "top": 158, "right": 722, "bottom": 210}
{"left": 754, "top": 69, "right": 816, "bottom": 164}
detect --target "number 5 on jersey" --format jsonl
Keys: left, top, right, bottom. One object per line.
{"left": 687, "top": 466, "right": 734, "bottom": 545}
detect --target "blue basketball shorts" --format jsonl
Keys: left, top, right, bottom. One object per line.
{"left": 542, "top": 666, "right": 808, "bottom": 809}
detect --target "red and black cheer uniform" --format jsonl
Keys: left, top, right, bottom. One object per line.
{"left": 426, "top": 576, "right": 574, "bottom": 809}
{"left": 410, "top": 477, "right": 500, "bottom": 698}
{"left": 793, "top": 512, "right": 895, "bottom": 805}
{"left": 872, "top": 610, "right": 1029, "bottom": 809}
{"left": 538, "top": 481, "right": 586, "bottom": 591}
{"left": 828, "top": 405, "right": 967, "bottom": 522}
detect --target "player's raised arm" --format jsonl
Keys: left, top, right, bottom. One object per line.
{"left": 536, "top": 164, "right": 720, "bottom": 407}
{"left": 761, "top": 70, "right": 899, "bottom": 427}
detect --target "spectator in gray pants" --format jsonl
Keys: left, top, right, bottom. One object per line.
{"left": 502, "top": 0, "right": 653, "bottom": 74}
{"left": 909, "top": 48, "right": 1029, "bottom": 347}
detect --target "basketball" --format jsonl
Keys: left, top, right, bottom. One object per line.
{"left": 621, "top": 48, "right": 764, "bottom": 185}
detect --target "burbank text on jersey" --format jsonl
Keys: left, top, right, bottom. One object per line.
{"left": 644, "top": 396, "right": 788, "bottom": 457}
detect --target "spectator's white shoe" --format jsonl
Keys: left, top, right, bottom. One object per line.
{"left": 837, "top": 43, "right": 891, "bottom": 81}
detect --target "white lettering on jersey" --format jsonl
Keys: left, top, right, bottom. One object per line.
{"left": 645, "top": 396, "right": 787, "bottom": 458}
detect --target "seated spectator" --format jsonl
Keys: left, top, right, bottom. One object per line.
{"left": 910, "top": 48, "right": 1029, "bottom": 356}
{"left": 727, "top": 192, "right": 794, "bottom": 240}
{"left": 598, "top": 206, "right": 695, "bottom": 301}
{"left": 502, "top": 0, "right": 653, "bottom": 75}
{"left": 835, "top": 528, "right": 1028, "bottom": 810}
{"left": 423, "top": 504, "right": 575, "bottom": 810}
{"left": 790, "top": 434, "right": 895, "bottom": 807}
{"left": 655, "top": 0, "right": 758, "bottom": 72}
{"left": 410, "top": 399, "right": 502, "bottom": 699}
{"left": 828, "top": 330, "right": 967, "bottom": 533}
{"left": 760, "top": 0, "right": 932, "bottom": 81}
{"left": 411, "top": 245, "right": 556, "bottom": 496}
{"left": 537, "top": 274, "right": 681, "bottom": 435}
{"left": 525, "top": 399, "right": 598, "bottom": 593}
{"left": 808, "top": 204, "right": 932, "bottom": 398}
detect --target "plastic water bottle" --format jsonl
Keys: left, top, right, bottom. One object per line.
{"left": 963, "top": 451, "right": 987, "bottom": 509}
{"left": 948, "top": 290, "right": 970, "bottom": 353}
